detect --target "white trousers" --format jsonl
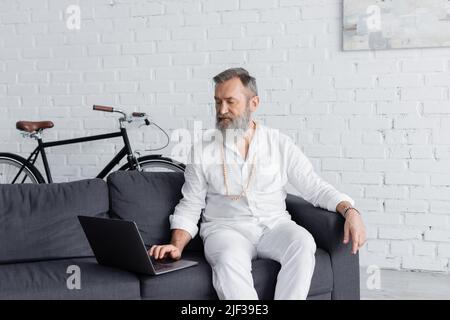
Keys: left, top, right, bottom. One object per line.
{"left": 200, "top": 218, "right": 316, "bottom": 300}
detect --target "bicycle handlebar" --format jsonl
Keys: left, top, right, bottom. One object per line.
{"left": 93, "top": 105, "right": 114, "bottom": 112}
{"left": 92, "top": 105, "right": 149, "bottom": 126}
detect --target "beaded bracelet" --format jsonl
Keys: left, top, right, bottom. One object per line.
{"left": 343, "top": 207, "right": 360, "bottom": 219}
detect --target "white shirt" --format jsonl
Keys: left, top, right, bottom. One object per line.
{"left": 169, "top": 121, "right": 355, "bottom": 238}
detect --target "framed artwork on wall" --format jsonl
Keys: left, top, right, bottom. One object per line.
{"left": 343, "top": 0, "right": 450, "bottom": 50}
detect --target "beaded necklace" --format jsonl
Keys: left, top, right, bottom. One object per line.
{"left": 220, "top": 122, "right": 257, "bottom": 201}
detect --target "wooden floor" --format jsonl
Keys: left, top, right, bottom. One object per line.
{"left": 360, "top": 268, "right": 450, "bottom": 300}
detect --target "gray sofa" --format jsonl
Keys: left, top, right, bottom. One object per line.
{"left": 0, "top": 171, "right": 359, "bottom": 300}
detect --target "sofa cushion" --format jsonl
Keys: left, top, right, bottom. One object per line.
{"left": 0, "top": 257, "right": 140, "bottom": 299}
{"left": 0, "top": 179, "right": 109, "bottom": 264}
{"left": 107, "top": 171, "right": 203, "bottom": 251}
{"left": 139, "top": 248, "right": 332, "bottom": 299}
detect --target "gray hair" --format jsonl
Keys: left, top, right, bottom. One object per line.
{"left": 213, "top": 68, "right": 258, "bottom": 97}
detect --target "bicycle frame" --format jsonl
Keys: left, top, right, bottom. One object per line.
{"left": 16, "top": 128, "right": 136, "bottom": 183}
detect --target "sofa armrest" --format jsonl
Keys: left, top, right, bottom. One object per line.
{"left": 286, "top": 194, "right": 360, "bottom": 300}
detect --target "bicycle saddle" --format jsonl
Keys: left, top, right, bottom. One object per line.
{"left": 16, "top": 121, "right": 54, "bottom": 133}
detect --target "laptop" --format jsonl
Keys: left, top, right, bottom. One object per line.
{"left": 78, "top": 215, "right": 198, "bottom": 275}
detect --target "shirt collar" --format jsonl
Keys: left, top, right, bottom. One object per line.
{"left": 218, "top": 120, "right": 261, "bottom": 163}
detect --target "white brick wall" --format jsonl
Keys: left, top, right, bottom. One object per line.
{"left": 1, "top": 0, "right": 449, "bottom": 273}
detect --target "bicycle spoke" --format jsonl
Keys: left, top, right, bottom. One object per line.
{"left": 5, "top": 163, "right": 14, "bottom": 183}
{"left": 4, "top": 162, "right": 17, "bottom": 183}
{"left": 0, "top": 163, "right": 6, "bottom": 183}
{"left": 138, "top": 160, "right": 184, "bottom": 173}
{"left": 0, "top": 158, "right": 38, "bottom": 184}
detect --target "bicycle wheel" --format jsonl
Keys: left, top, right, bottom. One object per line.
{"left": 0, "top": 153, "right": 45, "bottom": 184}
{"left": 119, "top": 155, "right": 185, "bottom": 173}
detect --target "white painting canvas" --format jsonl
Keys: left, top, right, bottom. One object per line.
{"left": 343, "top": 0, "right": 450, "bottom": 50}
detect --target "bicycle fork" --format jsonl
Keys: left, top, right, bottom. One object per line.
{"left": 126, "top": 153, "right": 142, "bottom": 171}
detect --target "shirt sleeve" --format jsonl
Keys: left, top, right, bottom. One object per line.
{"left": 284, "top": 137, "right": 355, "bottom": 212}
{"left": 169, "top": 144, "right": 207, "bottom": 238}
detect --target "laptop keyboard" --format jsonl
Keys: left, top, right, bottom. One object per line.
{"left": 151, "top": 258, "right": 180, "bottom": 271}
{"left": 146, "top": 246, "right": 186, "bottom": 272}
{"left": 154, "top": 263, "right": 174, "bottom": 271}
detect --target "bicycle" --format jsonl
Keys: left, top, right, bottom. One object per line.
{"left": 0, "top": 105, "right": 185, "bottom": 184}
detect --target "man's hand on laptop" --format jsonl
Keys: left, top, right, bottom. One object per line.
{"left": 148, "top": 229, "right": 191, "bottom": 260}
{"left": 148, "top": 244, "right": 181, "bottom": 261}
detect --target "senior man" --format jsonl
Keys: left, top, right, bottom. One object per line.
{"left": 149, "top": 68, "right": 366, "bottom": 300}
